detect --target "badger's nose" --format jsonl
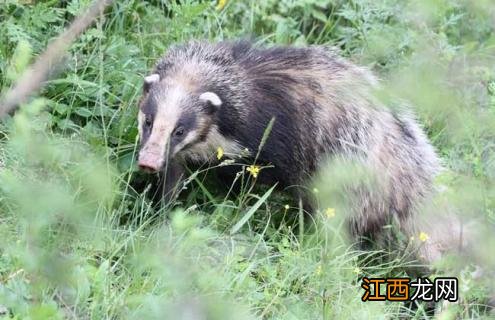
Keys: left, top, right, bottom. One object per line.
{"left": 138, "top": 162, "right": 159, "bottom": 173}
{"left": 138, "top": 152, "right": 162, "bottom": 173}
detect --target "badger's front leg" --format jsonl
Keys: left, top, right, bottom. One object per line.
{"left": 161, "top": 160, "right": 185, "bottom": 204}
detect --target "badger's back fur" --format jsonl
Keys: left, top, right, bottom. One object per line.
{"left": 139, "top": 40, "right": 441, "bottom": 244}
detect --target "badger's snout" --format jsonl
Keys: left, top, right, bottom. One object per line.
{"left": 138, "top": 150, "right": 163, "bottom": 173}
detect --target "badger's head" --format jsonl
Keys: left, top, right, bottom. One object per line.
{"left": 137, "top": 73, "right": 222, "bottom": 173}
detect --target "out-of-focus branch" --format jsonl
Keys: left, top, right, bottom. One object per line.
{"left": 0, "top": 0, "right": 113, "bottom": 118}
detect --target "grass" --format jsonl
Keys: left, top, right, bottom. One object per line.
{"left": 0, "top": 0, "right": 495, "bottom": 319}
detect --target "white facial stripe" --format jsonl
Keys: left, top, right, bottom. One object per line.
{"left": 199, "top": 92, "right": 222, "bottom": 106}
{"left": 173, "top": 130, "right": 198, "bottom": 156}
{"left": 181, "top": 125, "right": 246, "bottom": 162}
{"left": 144, "top": 73, "right": 160, "bottom": 84}
{"left": 140, "top": 85, "right": 185, "bottom": 163}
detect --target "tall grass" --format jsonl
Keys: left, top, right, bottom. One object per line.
{"left": 0, "top": 0, "right": 494, "bottom": 319}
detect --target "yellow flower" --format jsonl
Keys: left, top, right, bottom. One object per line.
{"left": 325, "top": 207, "right": 336, "bottom": 218}
{"left": 284, "top": 204, "right": 290, "bottom": 210}
{"left": 419, "top": 232, "right": 429, "bottom": 242}
{"left": 216, "top": 0, "right": 227, "bottom": 11}
{"left": 246, "top": 165, "right": 261, "bottom": 178}
{"left": 315, "top": 265, "right": 322, "bottom": 275}
{"left": 216, "top": 146, "right": 224, "bottom": 160}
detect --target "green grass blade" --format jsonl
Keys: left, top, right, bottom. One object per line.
{"left": 254, "top": 117, "right": 275, "bottom": 161}
{"left": 230, "top": 183, "right": 277, "bottom": 235}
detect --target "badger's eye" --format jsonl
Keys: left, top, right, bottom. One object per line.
{"left": 174, "top": 126, "right": 184, "bottom": 137}
{"left": 144, "top": 115, "right": 153, "bottom": 127}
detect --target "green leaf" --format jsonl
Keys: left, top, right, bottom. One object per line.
{"left": 74, "top": 107, "right": 93, "bottom": 118}
{"left": 6, "top": 39, "right": 32, "bottom": 81}
{"left": 312, "top": 10, "right": 327, "bottom": 23}
{"left": 51, "top": 102, "right": 69, "bottom": 115}
{"left": 56, "top": 118, "right": 78, "bottom": 130}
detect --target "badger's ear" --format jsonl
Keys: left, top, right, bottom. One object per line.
{"left": 199, "top": 92, "right": 222, "bottom": 114}
{"left": 143, "top": 73, "right": 160, "bottom": 93}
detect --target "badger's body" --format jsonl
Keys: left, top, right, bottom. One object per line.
{"left": 137, "top": 40, "right": 440, "bottom": 243}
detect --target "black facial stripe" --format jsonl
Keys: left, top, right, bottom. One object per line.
{"left": 177, "top": 122, "right": 206, "bottom": 152}
{"left": 143, "top": 81, "right": 151, "bottom": 93}
{"left": 175, "top": 112, "right": 197, "bottom": 134}
{"left": 139, "top": 95, "right": 158, "bottom": 149}
{"left": 141, "top": 95, "right": 157, "bottom": 116}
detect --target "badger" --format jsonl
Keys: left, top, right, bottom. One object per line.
{"left": 136, "top": 40, "right": 445, "bottom": 256}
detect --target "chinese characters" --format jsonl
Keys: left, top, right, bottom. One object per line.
{"left": 361, "top": 277, "right": 458, "bottom": 302}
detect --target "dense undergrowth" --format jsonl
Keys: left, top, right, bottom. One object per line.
{"left": 0, "top": 0, "right": 494, "bottom": 319}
